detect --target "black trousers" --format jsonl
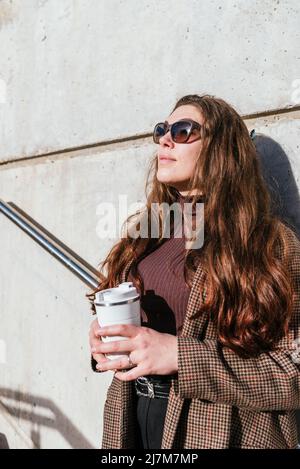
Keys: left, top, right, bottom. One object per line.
{"left": 135, "top": 395, "right": 169, "bottom": 449}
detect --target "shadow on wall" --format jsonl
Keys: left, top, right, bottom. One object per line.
{"left": 254, "top": 133, "right": 300, "bottom": 239}
{"left": 254, "top": 133, "right": 300, "bottom": 442}
{"left": 0, "top": 387, "right": 95, "bottom": 449}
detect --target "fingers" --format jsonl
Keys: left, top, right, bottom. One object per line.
{"left": 92, "top": 352, "right": 107, "bottom": 364}
{"left": 92, "top": 318, "right": 100, "bottom": 332}
{"left": 96, "top": 324, "right": 139, "bottom": 338}
{"left": 90, "top": 318, "right": 100, "bottom": 337}
{"left": 91, "top": 338, "right": 133, "bottom": 355}
{"left": 114, "top": 365, "right": 144, "bottom": 381}
{"left": 89, "top": 319, "right": 108, "bottom": 365}
{"left": 90, "top": 333, "right": 107, "bottom": 364}
{"left": 89, "top": 319, "right": 101, "bottom": 348}
{"left": 95, "top": 355, "right": 136, "bottom": 373}
{"left": 90, "top": 333, "right": 101, "bottom": 350}
{"left": 89, "top": 321, "right": 136, "bottom": 372}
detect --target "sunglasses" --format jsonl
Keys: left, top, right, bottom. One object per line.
{"left": 153, "top": 119, "right": 202, "bottom": 144}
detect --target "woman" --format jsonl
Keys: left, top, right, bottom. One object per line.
{"left": 88, "top": 94, "right": 300, "bottom": 449}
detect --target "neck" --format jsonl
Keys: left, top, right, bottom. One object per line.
{"left": 175, "top": 188, "right": 204, "bottom": 197}
{"left": 179, "top": 191, "right": 204, "bottom": 197}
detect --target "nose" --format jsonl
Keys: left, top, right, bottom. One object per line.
{"left": 159, "top": 129, "right": 174, "bottom": 148}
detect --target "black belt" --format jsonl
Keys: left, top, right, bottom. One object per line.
{"left": 134, "top": 376, "right": 172, "bottom": 399}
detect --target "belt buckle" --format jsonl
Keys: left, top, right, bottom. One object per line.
{"left": 146, "top": 379, "right": 155, "bottom": 398}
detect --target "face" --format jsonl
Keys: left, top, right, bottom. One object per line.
{"left": 156, "top": 104, "right": 204, "bottom": 195}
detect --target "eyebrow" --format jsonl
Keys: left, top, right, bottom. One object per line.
{"left": 164, "top": 119, "right": 184, "bottom": 125}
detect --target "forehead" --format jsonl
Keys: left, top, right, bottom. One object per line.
{"left": 167, "top": 104, "right": 203, "bottom": 124}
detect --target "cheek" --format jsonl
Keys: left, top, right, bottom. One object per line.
{"left": 178, "top": 152, "right": 198, "bottom": 176}
{"left": 171, "top": 161, "right": 193, "bottom": 182}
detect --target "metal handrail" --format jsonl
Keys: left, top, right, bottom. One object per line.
{"left": 0, "top": 199, "right": 99, "bottom": 289}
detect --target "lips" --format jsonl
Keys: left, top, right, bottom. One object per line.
{"left": 158, "top": 155, "right": 176, "bottom": 161}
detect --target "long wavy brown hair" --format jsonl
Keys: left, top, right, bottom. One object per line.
{"left": 87, "top": 94, "right": 295, "bottom": 359}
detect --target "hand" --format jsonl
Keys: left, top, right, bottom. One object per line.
{"left": 90, "top": 323, "right": 178, "bottom": 381}
{"left": 89, "top": 318, "right": 111, "bottom": 368}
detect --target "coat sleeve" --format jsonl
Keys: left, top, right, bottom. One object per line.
{"left": 176, "top": 228, "right": 300, "bottom": 412}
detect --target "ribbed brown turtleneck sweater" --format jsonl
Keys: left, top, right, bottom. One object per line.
{"left": 127, "top": 191, "right": 205, "bottom": 338}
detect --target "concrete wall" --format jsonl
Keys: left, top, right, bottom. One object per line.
{"left": 0, "top": 0, "right": 299, "bottom": 448}
{"left": 1, "top": 0, "right": 300, "bottom": 162}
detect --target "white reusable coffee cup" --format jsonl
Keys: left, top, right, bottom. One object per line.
{"left": 94, "top": 281, "right": 141, "bottom": 360}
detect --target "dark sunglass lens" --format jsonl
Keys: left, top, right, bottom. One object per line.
{"left": 153, "top": 124, "right": 166, "bottom": 143}
{"left": 190, "top": 127, "right": 201, "bottom": 139}
{"left": 172, "top": 121, "right": 191, "bottom": 143}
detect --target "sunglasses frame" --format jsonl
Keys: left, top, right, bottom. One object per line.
{"left": 153, "top": 118, "right": 202, "bottom": 144}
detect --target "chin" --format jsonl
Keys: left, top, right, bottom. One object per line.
{"left": 157, "top": 172, "right": 175, "bottom": 184}
{"left": 157, "top": 173, "right": 183, "bottom": 187}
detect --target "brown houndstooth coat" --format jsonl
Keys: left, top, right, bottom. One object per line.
{"left": 93, "top": 223, "right": 300, "bottom": 449}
